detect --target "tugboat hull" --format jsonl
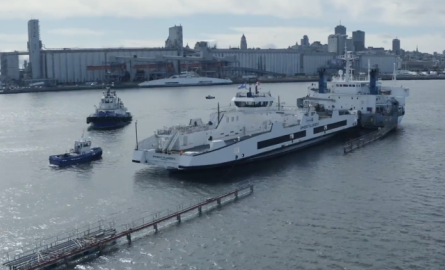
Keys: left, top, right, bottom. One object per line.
{"left": 49, "top": 147, "right": 103, "bottom": 167}
{"left": 87, "top": 115, "right": 132, "bottom": 129}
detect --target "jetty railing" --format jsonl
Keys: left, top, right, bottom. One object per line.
{"left": 2, "top": 182, "right": 254, "bottom": 270}
{"left": 343, "top": 124, "right": 396, "bottom": 154}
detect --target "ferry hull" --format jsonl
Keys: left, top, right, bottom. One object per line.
{"left": 138, "top": 81, "right": 233, "bottom": 88}
{"left": 359, "top": 113, "right": 400, "bottom": 129}
{"left": 178, "top": 134, "right": 335, "bottom": 171}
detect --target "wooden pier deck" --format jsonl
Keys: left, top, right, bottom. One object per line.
{"left": 343, "top": 124, "right": 397, "bottom": 154}
{"left": 2, "top": 183, "right": 254, "bottom": 270}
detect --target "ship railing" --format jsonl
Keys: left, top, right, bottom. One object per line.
{"left": 157, "top": 125, "right": 212, "bottom": 135}
{"left": 156, "top": 129, "right": 173, "bottom": 135}
{"left": 137, "top": 137, "right": 156, "bottom": 150}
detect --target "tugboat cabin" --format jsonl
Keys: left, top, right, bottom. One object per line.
{"left": 72, "top": 139, "right": 91, "bottom": 154}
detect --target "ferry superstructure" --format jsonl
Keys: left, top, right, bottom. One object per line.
{"left": 306, "top": 50, "right": 409, "bottom": 129}
{"left": 138, "top": 71, "right": 232, "bottom": 88}
{"left": 132, "top": 84, "right": 359, "bottom": 171}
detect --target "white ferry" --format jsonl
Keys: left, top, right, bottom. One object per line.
{"left": 138, "top": 71, "right": 232, "bottom": 88}
{"left": 132, "top": 84, "right": 359, "bottom": 171}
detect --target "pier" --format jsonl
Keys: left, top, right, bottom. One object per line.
{"left": 343, "top": 124, "right": 397, "bottom": 154}
{"left": 2, "top": 184, "right": 254, "bottom": 270}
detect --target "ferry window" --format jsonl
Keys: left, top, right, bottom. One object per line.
{"left": 234, "top": 101, "right": 269, "bottom": 108}
{"left": 231, "top": 117, "right": 234, "bottom": 122}
{"left": 236, "top": 116, "right": 239, "bottom": 121}
{"left": 226, "top": 117, "right": 229, "bottom": 123}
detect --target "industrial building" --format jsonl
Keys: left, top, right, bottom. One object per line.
{"left": 212, "top": 49, "right": 301, "bottom": 75}
{"left": 358, "top": 55, "right": 400, "bottom": 74}
{"left": 0, "top": 19, "right": 401, "bottom": 85}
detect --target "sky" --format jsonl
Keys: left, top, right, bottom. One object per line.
{"left": 0, "top": 0, "right": 444, "bottom": 55}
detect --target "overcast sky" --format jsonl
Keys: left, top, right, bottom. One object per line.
{"left": 0, "top": 0, "right": 444, "bottom": 53}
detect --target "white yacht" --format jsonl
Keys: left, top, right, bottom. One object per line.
{"left": 306, "top": 50, "right": 410, "bottom": 129}
{"left": 138, "top": 71, "right": 232, "bottom": 88}
{"left": 132, "top": 85, "right": 359, "bottom": 171}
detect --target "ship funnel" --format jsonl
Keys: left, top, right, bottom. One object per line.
{"left": 369, "top": 68, "right": 379, "bottom": 95}
{"left": 317, "top": 68, "right": 327, "bottom": 93}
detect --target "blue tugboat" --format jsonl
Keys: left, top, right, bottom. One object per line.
{"left": 86, "top": 84, "right": 132, "bottom": 129}
{"left": 49, "top": 136, "right": 102, "bottom": 167}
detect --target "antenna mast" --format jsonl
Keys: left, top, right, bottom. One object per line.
{"left": 217, "top": 102, "right": 220, "bottom": 125}
{"left": 344, "top": 43, "right": 350, "bottom": 82}
{"left": 392, "top": 62, "right": 397, "bottom": 82}
{"left": 367, "top": 59, "right": 371, "bottom": 81}
{"left": 135, "top": 121, "right": 138, "bottom": 150}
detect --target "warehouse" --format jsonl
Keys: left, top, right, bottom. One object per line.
{"left": 301, "top": 53, "right": 336, "bottom": 75}
{"left": 358, "top": 55, "right": 400, "bottom": 74}
{"left": 212, "top": 49, "right": 301, "bottom": 75}
{"left": 42, "top": 48, "right": 179, "bottom": 83}
{"left": 0, "top": 53, "right": 20, "bottom": 81}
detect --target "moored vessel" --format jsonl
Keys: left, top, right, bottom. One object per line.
{"left": 132, "top": 84, "right": 359, "bottom": 171}
{"left": 306, "top": 49, "right": 409, "bottom": 129}
{"left": 86, "top": 84, "right": 132, "bottom": 129}
{"left": 138, "top": 71, "right": 232, "bottom": 88}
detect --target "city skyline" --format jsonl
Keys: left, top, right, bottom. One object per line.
{"left": 0, "top": 0, "right": 443, "bottom": 53}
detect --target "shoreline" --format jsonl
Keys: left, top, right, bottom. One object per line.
{"left": 1, "top": 75, "right": 443, "bottom": 95}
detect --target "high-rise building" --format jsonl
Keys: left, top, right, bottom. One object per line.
{"left": 392, "top": 38, "right": 401, "bottom": 55}
{"left": 165, "top": 25, "right": 184, "bottom": 53}
{"left": 27, "top": 19, "right": 42, "bottom": 79}
{"left": 328, "top": 35, "right": 337, "bottom": 54}
{"left": 352, "top": 30, "right": 365, "bottom": 51}
{"left": 240, "top": 34, "right": 247, "bottom": 50}
{"left": 335, "top": 24, "right": 346, "bottom": 35}
{"left": 328, "top": 34, "right": 347, "bottom": 55}
{"left": 346, "top": 38, "right": 355, "bottom": 52}
{"left": 300, "top": 35, "right": 310, "bottom": 46}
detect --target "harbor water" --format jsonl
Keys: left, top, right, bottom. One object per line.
{"left": 0, "top": 81, "right": 444, "bottom": 269}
